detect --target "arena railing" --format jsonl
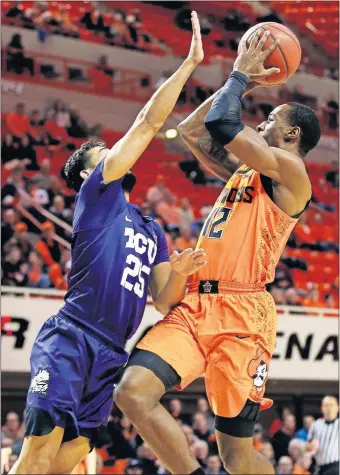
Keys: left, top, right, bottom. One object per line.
{"left": 2, "top": 48, "right": 153, "bottom": 103}
{"left": 1, "top": 286, "right": 338, "bottom": 317}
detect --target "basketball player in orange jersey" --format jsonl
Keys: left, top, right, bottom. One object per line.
{"left": 115, "top": 32, "right": 322, "bottom": 475}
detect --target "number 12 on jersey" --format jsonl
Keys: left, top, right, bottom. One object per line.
{"left": 201, "top": 206, "right": 232, "bottom": 239}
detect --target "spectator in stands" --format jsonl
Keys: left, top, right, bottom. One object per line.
{"left": 302, "top": 285, "right": 324, "bottom": 308}
{"left": 17, "top": 134, "right": 39, "bottom": 170}
{"left": 260, "top": 441, "right": 276, "bottom": 466}
{"left": 223, "top": 8, "right": 250, "bottom": 32}
{"left": 273, "top": 260, "right": 294, "bottom": 289}
{"left": 295, "top": 416, "right": 315, "bottom": 442}
{"left": 288, "top": 439, "right": 305, "bottom": 465}
{"left": 5, "top": 2, "right": 24, "bottom": 22}
{"left": 6, "top": 103, "right": 38, "bottom": 142}
{"left": 3, "top": 222, "right": 32, "bottom": 259}
{"left": 136, "top": 443, "right": 158, "bottom": 474}
{"left": 323, "top": 93, "right": 339, "bottom": 130}
{"left": 175, "top": 226, "right": 197, "bottom": 252}
{"left": 27, "top": 249, "right": 51, "bottom": 288}
{"left": 293, "top": 452, "right": 313, "bottom": 475}
{"left": 1, "top": 412, "right": 24, "bottom": 454}
{"left": 147, "top": 175, "right": 174, "bottom": 209}
{"left": 140, "top": 201, "right": 155, "bottom": 218}
{"left": 272, "top": 413, "right": 296, "bottom": 462}
{"left": 196, "top": 397, "right": 214, "bottom": 431}
{"left": 293, "top": 212, "right": 316, "bottom": 251}
{"left": 156, "top": 195, "right": 181, "bottom": 226}
{"left": 192, "top": 413, "right": 211, "bottom": 442}
{"left": 285, "top": 288, "right": 302, "bottom": 307}
{"left": 325, "top": 293, "right": 338, "bottom": 309}
{"left": 56, "top": 4, "right": 79, "bottom": 38}
{"left": 80, "top": 6, "right": 105, "bottom": 35}
{"left": 38, "top": 221, "right": 61, "bottom": 262}
{"left": 67, "top": 104, "right": 101, "bottom": 138}
{"left": 126, "top": 9, "right": 142, "bottom": 45}
{"left": 106, "top": 11, "right": 130, "bottom": 46}
{"left": 325, "top": 162, "right": 339, "bottom": 188}
{"left": 1, "top": 209, "right": 19, "bottom": 249}
{"left": 46, "top": 100, "right": 71, "bottom": 129}
{"left": 270, "top": 286, "right": 286, "bottom": 305}
{"left": 276, "top": 456, "right": 294, "bottom": 474}
{"left": 6, "top": 33, "right": 34, "bottom": 76}
{"left": 311, "top": 213, "right": 338, "bottom": 252}
{"left": 45, "top": 111, "right": 72, "bottom": 146}
{"left": 1, "top": 246, "right": 28, "bottom": 287}
{"left": 2, "top": 134, "right": 19, "bottom": 167}
{"left": 2, "top": 166, "right": 28, "bottom": 205}
{"left": 253, "top": 424, "right": 265, "bottom": 452}
{"left": 179, "top": 197, "right": 195, "bottom": 229}
{"left": 34, "top": 158, "right": 52, "bottom": 189}
{"left": 125, "top": 459, "right": 143, "bottom": 475}
{"left": 30, "top": 108, "right": 44, "bottom": 128}
{"left": 281, "top": 249, "right": 308, "bottom": 271}
{"left": 27, "top": 177, "right": 50, "bottom": 207}
{"left": 49, "top": 195, "right": 73, "bottom": 224}
{"left": 205, "top": 455, "right": 223, "bottom": 475}
{"left": 96, "top": 55, "right": 115, "bottom": 77}
{"left": 190, "top": 439, "right": 209, "bottom": 468}
{"left": 169, "top": 398, "right": 191, "bottom": 425}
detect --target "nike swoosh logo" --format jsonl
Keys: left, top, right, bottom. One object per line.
{"left": 125, "top": 216, "right": 132, "bottom": 222}
{"left": 236, "top": 335, "right": 249, "bottom": 340}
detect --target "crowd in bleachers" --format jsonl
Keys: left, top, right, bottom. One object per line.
{"left": 1, "top": 101, "right": 339, "bottom": 309}
{"left": 2, "top": 1, "right": 339, "bottom": 75}
{"left": 0, "top": 397, "right": 327, "bottom": 474}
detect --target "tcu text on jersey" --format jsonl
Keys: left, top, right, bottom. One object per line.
{"left": 120, "top": 226, "right": 157, "bottom": 298}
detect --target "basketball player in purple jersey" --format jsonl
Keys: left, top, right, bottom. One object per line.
{"left": 10, "top": 12, "right": 205, "bottom": 475}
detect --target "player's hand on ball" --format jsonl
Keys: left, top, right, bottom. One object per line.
{"left": 170, "top": 248, "right": 207, "bottom": 277}
{"left": 187, "top": 11, "right": 204, "bottom": 65}
{"left": 234, "top": 30, "right": 280, "bottom": 82}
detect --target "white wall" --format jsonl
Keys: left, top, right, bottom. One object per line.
{"left": 2, "top": 292, "right": 338, "bottom": 380}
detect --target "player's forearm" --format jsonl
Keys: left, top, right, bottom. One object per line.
{"left": 140, "top": 59, "right": 199, "bottom": 132}
{"left": 153, "top": 271, "right": 187, "bottom": 315}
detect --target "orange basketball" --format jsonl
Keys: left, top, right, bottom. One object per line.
{"left": 238, "top": 22, "right": 301, "bottom": 85}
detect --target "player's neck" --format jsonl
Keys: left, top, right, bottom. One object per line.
{"left": 124, "top": 192, "right": 130, "bottom": 202}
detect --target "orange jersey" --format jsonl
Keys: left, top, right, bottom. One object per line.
{"left": 191, "top": 165, "right": 298, "bottom": 285}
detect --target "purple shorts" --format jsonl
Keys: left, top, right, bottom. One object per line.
{"left": 26, "top": 314, "right": 128, "bottom": 443}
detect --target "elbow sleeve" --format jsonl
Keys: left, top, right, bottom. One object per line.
{"left": 204, "top": 71, "right": 248, "bottom": 146}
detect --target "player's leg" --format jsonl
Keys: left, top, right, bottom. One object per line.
{"left": 206, "top": 335, "right": 274, "bottom": 475}
{"left": 47, "top": 436, "right": 91, "bottom": 474}
{"left": 10, "top": 315, "right": 90, "bottom": 474}
{"left": 9, "top": 427, "right": 64, "bottom": 474}
{"left": 215, "top": 405, "right": 274, "bottom": 475}
{"left": 114, "top": 313, "right": 206, "bottom": 475}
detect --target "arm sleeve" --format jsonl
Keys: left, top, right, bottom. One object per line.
{"left": 153, "top": 221, "right": 169, "bottom": 266}
{"left": 204, "top": 71, "right": 248, "bottom": 146}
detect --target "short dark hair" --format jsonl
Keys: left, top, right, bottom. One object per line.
{"left": 286, "top": 102, "right": 321, "bottom": 156}
{"left": 63, "top": 139, "right": 105, "bottom": 192}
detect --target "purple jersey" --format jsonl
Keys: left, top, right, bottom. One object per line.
{"left": 59, "top": 160, "right": 169, "bottom": 350}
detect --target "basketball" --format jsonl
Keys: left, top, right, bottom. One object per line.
{"left": 238, "top": 22, "right": 302, "bottom": 85}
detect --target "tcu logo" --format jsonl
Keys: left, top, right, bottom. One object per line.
{"left": 121, "top": 227, "right": 157, "bottom": 298}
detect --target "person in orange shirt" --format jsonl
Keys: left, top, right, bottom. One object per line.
{"left": 45, "top": 112, "right": 71, "bottom": 145}
{"left": 6, "top": 103, "right": 38, "bottom": 142}
{"left": 175, "top": 227, "right": 197, "bottom": 252}
{"left": 302, "top": 285, "right": 324, "bottom": 308}
{"left": 115, "top": 29, "right": 322, "bottom": 475}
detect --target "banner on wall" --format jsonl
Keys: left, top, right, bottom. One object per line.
{"left": 1, "top": 295, "right": 338, "bottom": 380}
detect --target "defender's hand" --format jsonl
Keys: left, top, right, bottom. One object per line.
{"left": 234, "top": 30, "right": 280, "bottom": 82}
{"left": 170, "top": 248, "right": 207, "bottom": 277}
{"left": 187, "top": 11, "right": 204, "bottom": 65}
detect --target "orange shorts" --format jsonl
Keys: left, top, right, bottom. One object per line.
{"left": 137, "top": 282, "right": 277, "bottom": 418}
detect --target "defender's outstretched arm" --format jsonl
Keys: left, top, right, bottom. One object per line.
{"left": 103, "top": 11, "right": 204, "bottom": 182}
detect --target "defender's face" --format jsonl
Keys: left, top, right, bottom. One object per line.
{"left": 256, "top": 104, "right": 289, "bottom": 147}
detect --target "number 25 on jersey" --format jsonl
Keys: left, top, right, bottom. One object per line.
{"left": 120, "top": 227, "right": 157, "bottom": 298}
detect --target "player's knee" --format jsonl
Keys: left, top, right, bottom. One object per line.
{"left": 220, "top": 448, "right": 253, "bottom": 474}
{"left": 15, "top": 448, "right": 55, "bottom": 474}
{"left": 114, "top": 372, "right": 158, "bottom": 416}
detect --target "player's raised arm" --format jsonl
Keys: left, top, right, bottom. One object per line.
{"left": 103, "top": 11, "right": 204, "bottom": 182}
{"left": 203, "top": 31, "right": 310, "bottom": 195}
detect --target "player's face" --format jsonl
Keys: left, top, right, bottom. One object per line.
{"left": 89, "top": 146, "right": 110, "bottom": 169}
{"left": 256, "top": 105, "right": 290, "bottom": 147}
